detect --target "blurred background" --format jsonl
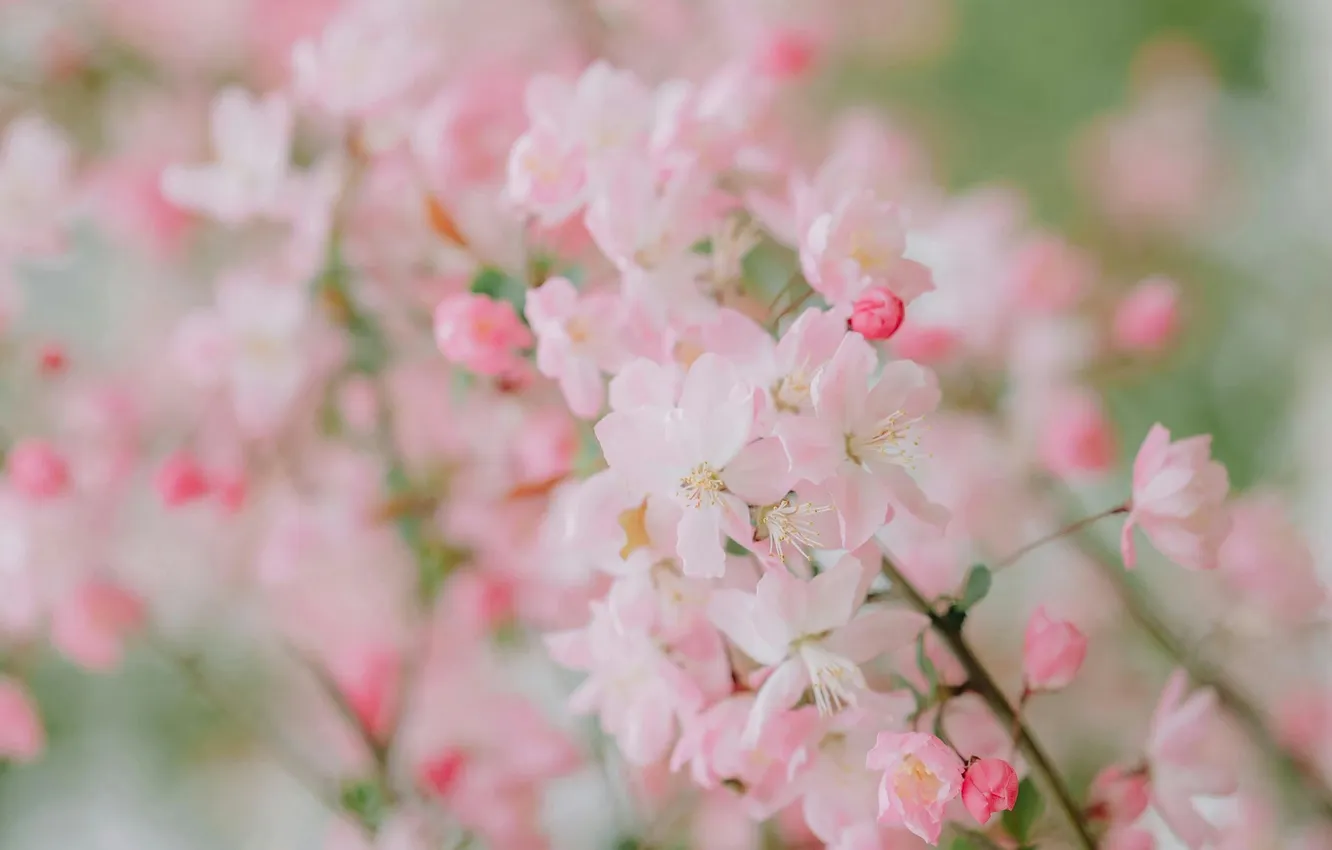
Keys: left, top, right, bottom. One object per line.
{"left": 0, "top": 0, "right": 1329, "bottom": 848}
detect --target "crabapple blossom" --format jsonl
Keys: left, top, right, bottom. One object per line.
{"left": 1022, "top": 606, "right": 1088, "bottom": 692}
{"left": 960, "top": 758, "right": 1019, "bottom": 825}
{"left": 1122, "top": 424, "right": 1230, "bottom": 570}
{"left": 1147, "top": 670, "right": 1239, "bottom": 848}
{"left": 1113, "top": 277, "right": 1182, "bottom": 353}
{"left": 0, "top": 677, "right": 43, "bottom": 762}
{"left": 434, "top": 292, "right": 534, "bottom": 377}
{"left": 161, "top": 88, "right": 294, "bottom": 224}
{"left": 5, "top": 439, "right": 70, "bottom": 500}
{"left": 524, "top": 276, "right": 623, "bottom": 418}
{"left": 708, "top": 554, "right": 927, "bottom": 741}
{"left": 866, "top": 731, "right": 965, "bottom": 845}
{"left": 848, "top": 287, "right": 906, "bottom": 341}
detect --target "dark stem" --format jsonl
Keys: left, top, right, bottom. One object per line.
{"left": 1076, "top": 530, "right": 1332, "bottom": 821}
{"left": 879, "top": 556, "right": 1098, "bottom": 850}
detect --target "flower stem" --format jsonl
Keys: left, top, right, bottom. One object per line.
{"left": 1072, "top": 523, "right": 1332, "bottom": 821}
{"left": 879, "top": 555, "right": 1098, "bottom": 850}
{"left": 994, "top": 502, "right": 1129, "bottom": 571}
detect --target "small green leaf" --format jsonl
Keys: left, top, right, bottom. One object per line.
{"left": 948, "top": 837, "right": 979, "bottom": 850}
{"left": 958, "top": 565, "right": 993, "bottom": 611}
{"left": 470, "top": 266, "right": 528, "bottom": 318}
{"left": 724, "top": 537, "right": 751, "bottom": 556}
{"left": 339, "top": 779, "right": 388, "bottom": 831}
{"left": 1001, "top": 777, "right": 1045, "bottom": 843}
{"left": 915, "top": 632, "right": 939, "bottom": 694}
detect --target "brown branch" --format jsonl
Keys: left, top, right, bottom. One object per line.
{"left": 879, "top": 555, "right": 1097, "bottom": 850}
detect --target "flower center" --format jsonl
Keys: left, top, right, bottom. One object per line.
{"left": 679, "top": 462, "right": 724, "bottom": 508}
{"left": 893, "top": 755, "right": 944, "bottom": 805}
{"left": 756, "top": 499, "right": 831, "bottom": 562}
{"left": 797, "top": 641, "right": 865, "bottom": 717}
{"left": 847, "top": 409, "right": 923, "bottom": 467}
{"left": 772, "top": 368, "right": 813, "bottom": 413}
{"left": 618, "top": 501, "right": 651, "bottom": 558}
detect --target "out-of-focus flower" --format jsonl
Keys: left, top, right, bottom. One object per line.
{"left": 50, "top": 579, "right": 145, "bottom": 672}
{"left": 161, "top": 88, "right": 293, "bottom": 224}
{"left": 1122, "top": 424, "right": 1230, "bottom": 571}
{"left": 525, "top": 276, "right": 623, "bottom": 418}
{"left": 799, "top": 188, "right": 931, "bottom": 307}
{"left": 1217, "top": 493, "right": 1325, "bottom": 624}
{"left": 1146, "top": 670, "right": 1238, "bottom": 848}
{"left": 1113, "top": 277, "right": 1181, "bottom": 353}
{"left": 5, "top": 439, "right": 70, "bottom": 500}
{"left": 1037, "top": 387, "right": 1117, "bottom": 479}
{"left": 866, "top": 731, "right": 964, "bottom": 845}
{"left": 1022, "top": 606, "right": 1088, "bottom": 692}
{"left": 0, "top": 114, "right": 75, "bottom": 258}
{"left": 960, "top": 758, "right": 1018, "bottom": 825}
{"left": 434, "top": 293, "right": 533, "bottom": 377}
{"left": 0, "top": 676, "right": 43, "bottom": 762}
{"left": 1087, "top": 764, "right": 1151, "bottom": 825}
{"left": 155, "top": 451, "right": 212, "bottom": 507}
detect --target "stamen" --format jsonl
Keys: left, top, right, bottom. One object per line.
{"left": 678, "top": 462, "right": 725, "bottom": 508}
{"left": 759, "top": 499, "right": 831, "bottom": 562}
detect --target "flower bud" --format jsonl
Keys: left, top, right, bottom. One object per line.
{"left": 961, "top": 758, "right": 1019, "bottom": 825}
{"left": 1113, "top": 276, "right": 1180, "bottom": 353}
{"left": 6, "top": 438, "right": 70, "bottom": 500}
{"left": 1088, "top": 765, "right": 1151, "bottom": 824}
{"left": 0, "top": 677, "right": 43, "bottom": 762}
{"left": 1023, "top": 606, "right": 1088, "bottom": 692}
{"left": 155, "top": 451, "right": 211, "bottom": 507}
{"left": 50, "top": 580, "right": 144, "bottom": 672}
{"left": 434, "top": 293, "right": 533, "bottom": 376}
{"left": 849, "top": 287, "right": 906, "bottom": 340}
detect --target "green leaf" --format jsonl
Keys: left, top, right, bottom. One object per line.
{"left": 915, "top": 632, "right": 939, "bottom": 694}
{"left": 725, "top": 537, "right": 751, "bottom": 556}
{"left": 1001, "top": 777, "right": 1045, "bottom": 843}
{"left": 958, "top": 565, "right": 993, "bottom": 611}
{"left": 948, "top": 837, "right": 979, "bottom": 850}
{"left": 470, "top": 266, "right": 528, "bottom": 318}
{"left": 339, "top": 779, "right": 388, "bottom": 831}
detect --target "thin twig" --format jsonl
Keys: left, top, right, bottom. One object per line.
{"left": 145, "top": 637, "right": 353, "bottom": 828}
{"left": 879, "top": 555, "right": 1097, "bottom": 850}
{"left": 1070, "top": 523, "right": 1332, "bottom": 821}
{"left": 993, "top": 502, "right": 1129, "bottom": 571}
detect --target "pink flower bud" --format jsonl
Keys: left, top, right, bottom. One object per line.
{"left": 756, "top": 27, "right": 819, "bottom": 80}
{"left": 36, "top": 342, "right": 67, "bottom": 376}
{"left": 1023, "top": 606, "right": 1088, "bottom": 691}
{"left": 1088, "top": 765, "right": 1151, "bottom": 824}
{"left": 1113, "top": 277, "right": 1180, "bottom": 353}
{"left": 419, "top": 748, "right": 468, "bottom": 798}
{"left": 1038, "top": 389, "right": 1116, "bottom": 479}
{"left": 433, "top": 293, "right": 533, "bottom": 377}
{"left": 5, "top": 438, "right": 70, "bottom": 500}
{"left": 961, "top": 758, "right": 1019, "bottom": 825}
{"left": 332, "top": 646, "right": 400, "bottom": 743}
{"left": 50, "top": 580, "right": 145, "bottom": 672}
{"left": 0, "top": 676, "right": 43, "bottom": 762}
{"left": 212, "top": 468, "right": 248, "bottom": 514}
{"left": 154, "top": 451, "right": 211, "bottom": 507}
{"left": 849, "top": 287, "right": 906, "bottom": 340}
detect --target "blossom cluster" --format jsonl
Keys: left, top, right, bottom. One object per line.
{"left": 0, "top": 1, "right": 1327, "bottom": 850}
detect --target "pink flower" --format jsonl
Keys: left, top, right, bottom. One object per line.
{"left": 799, "top": 188, "right": 932, "bottom": 306}
{"left": 291, "top": 10, "right": 434, "bottom": 119}
{"left": 1037, "top": 388, "right": 1116, "bottom": 478}
{"left": 595, "top": 354, "right": 792, "bottom": 577}
{"left": 777, "top": 334, "right": 948, "bottom": 550}
{"left": 0, "top": 676, "right": 43, "bottom": 762}
{"left": 506, "top": 123, "right": 587, "bottom": 224}
{"left": 1217, "top": 493, "right": 1325, "bottom": 624}
{"left": 1113, "top": 277, "right": 1181, "bottom": 353}
{"left": 0, "top": 115, "right": 74, "bottom": 258}
{"left": 50, "top": 580, "right": 145, "bottom": 672}
{"left": 866, "top": 732, "right": 964, "bottom": 845}
{"left": 1103, "top": 827, "right": 1157, "bottom": 850}
{"left": 960, "top": 758, "right": 1019, "bottom": 825}
{"left": 160, "top": 88, "right": 293, "bottom": 224}
{"left": 848, "top": 288, "right": 905, "bottom": 341}
{"left": 708, "top": 555, "right": 927, "bottom": 742}
{"left": 524, "top": 277, "right": 622, "bottom": 418}
{"left": 5, "top": 438, "right": 70, "bottom": 500}
{"left": 1087, "top": 765, "right": 1150, "bottom": 824}
{"left": 1147, "top": 670, "right": 1238, "bottom": 848}
{"left": 1122, "top": 424, "right": 1230, "bottom": 571}
{"left": 1007, "top": 234, "right": 1091, "bottom": 313}
{"left": 1022, "top": 606, "right": 1088, "bottom": 692}
{"left": 434, "top": 293, "right": 533, "bottom": 377}
{"left": 155, "top": 451, "right": 212, "bottom": 507}
{"left": 330, "top": 645, "right": 400, "bottom": 744}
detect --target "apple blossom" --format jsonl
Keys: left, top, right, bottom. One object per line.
{"left": 1022, "top": 606, "right": 1089, "bottom": 692}
{"left": 866, "top": 732, "right": 965, "bottom": 845}
{"left": 1122, "top": 424, "right": 1230, "bottom": 570}
{"left": 960, "top": 758, "right": 1019, "bottom": 825}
